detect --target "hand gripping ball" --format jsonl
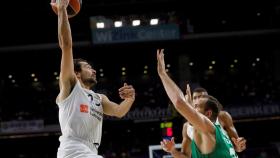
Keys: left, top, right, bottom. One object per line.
{"left": 51, "top": 0, "right": 82, "bottom": 18}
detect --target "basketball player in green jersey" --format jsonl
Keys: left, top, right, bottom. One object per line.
{"left": 157, "top": 49, "right": 238, "bottom": 158}
{"left": 160, "top": 88, "right": 246, "bottom": 157}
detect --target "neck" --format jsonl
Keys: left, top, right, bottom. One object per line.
{"left": 79, "top": 79, "right": 92, "bottom": 90}
{"left": 209, "top": 117, "right": 216, "bottom": 123}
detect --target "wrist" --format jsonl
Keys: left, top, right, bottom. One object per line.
{"left": 158, "top": 71, "right": 167, "bottom": 77}
{"left": 170, "top": 147, "right": 178, "bottom": 155}
{"left": 125, "top": 97, "right": 135, "bottom": 102}
{"left": 57, "top": 4, "right": 67, "bottom": 10}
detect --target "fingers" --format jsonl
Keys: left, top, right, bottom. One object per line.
{"left": 238, "top": 138, "right": 247, "bottom": 149}
{"left": 162, "top": 139, "right": 170, "bottom": 145}
{"left": 119, "top": 83, "right": 132, "bottom": 91}
{"left": 157, "top": 49, "right": 166, "bottom": 74}
{"left": 119, "top": 89, "right": 135, "bottom": 96}
{"left": 187, "top": 84, "right": 190, "bottom": 94}
{"left": 157, "top": 49, "right": 160, "bottom": 61}
{"left": 160, "top": 138, "right": 175, "bottom": 152}
{"left": 171, "top": 137, "right": 175, "bottom": 144}
{"left": 157, "top": 49, "right": 164, "bottom": 60}
{"left": 119, "top": 84, "right": 135, "bottom": 99}
{"left": 50, "top": 2, "right": 57, "bottom": 7}
{"left": 231, "top": 137, "right": 237, "bottom": 144}
{"left": 185, "top": 84, "right": 193, "bottom": 106}
{"left": 232, "top": 137, "right": 247, "bottom": 152}
{"left": 235, "top": 137, "right": 246, "bottom": 145}
{"left": 232, "top": 137, "right": 240, "bottom": 146}
{"left": 119, "top": 89, "right": 134, "bottom": 95}
{"left": 187, "top": 84, "right": 192, "bottom": 100}
{"left": 157, "top": 49, "right": 164, "bottom": 55}
{"left": 160, "top": 141, "right": 168, "bottom": 152}
{"left": 160, "top": 141, "right": 164, "bottom": 147}
{"left": 160, "top": 49, "right": 164, "bottom": 61}
{"left": 185, "top": 82, "right": 189, "bottom": 94}
{"left": 237, "top": 137, "right": 246, "bottom": 142}
{"left": 55, "top": 0, "right": 69, "bottom": 8}
{"left": 161, "top": 140, "right": 169, "bottom": 147}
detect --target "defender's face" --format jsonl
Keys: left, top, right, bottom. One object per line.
{"left": 194, "top": 98, "right": 213, "bottom": 120}
{"left": 194, "top": 98, "right": 207, "bottom": 113}
{"left": 192, "top": 92, "right": 208, "bottom": 106}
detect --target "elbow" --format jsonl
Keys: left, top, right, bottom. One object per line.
{"left": 114, "top": 108, "right": 127, "bottom": 118}
{"left": 115, "top": 113, "right": 126, "bottom": 118}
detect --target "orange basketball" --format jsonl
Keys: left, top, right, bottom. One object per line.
{"left": 51, "top": 0, "right": 82, "bottom": 18}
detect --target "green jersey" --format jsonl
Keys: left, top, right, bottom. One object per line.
{"left": 191, "top": 124, "right": 238, "bottom": 158}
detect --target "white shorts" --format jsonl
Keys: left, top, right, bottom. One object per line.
{"left": 57, "top": 139, "right": 103, "bottom": 158}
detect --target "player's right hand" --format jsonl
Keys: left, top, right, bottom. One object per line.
{"left": 232, "top": 137, "right": 246, "bottom": 152}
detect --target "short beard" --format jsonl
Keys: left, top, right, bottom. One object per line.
{"left": 82, "top": 78, "right": 97, "bottom": 88}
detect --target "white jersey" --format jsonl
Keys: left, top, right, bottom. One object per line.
{"left": 56, "top": 81, "right": 103, "bottom": 158}
{"left": 186, "top": 123, "right": 194, "bottom": 140}
{"left": 187, "top": 118, "right": 227, "bottom": 140}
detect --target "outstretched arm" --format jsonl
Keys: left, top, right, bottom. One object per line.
{"left": 102, "top": 83, "right": 135, "bottom": 118}
{"left": 219, "top": 111, "right": 246, "bottom": 152}
{"left": 219, "top": 111, "right": 239, "bottom": 138}
{"left": 157, "top": 49, "right": 214, "bottom": 133}
{"left": 54, "top": 0, "right": 76, "bottom": 102}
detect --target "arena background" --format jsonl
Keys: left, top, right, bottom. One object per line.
{"left": 0, "top": 0, "right": 280, "bottom": 157}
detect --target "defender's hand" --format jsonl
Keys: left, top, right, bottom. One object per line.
{"left": 232, "top": 137, "right": 246, "bottom": 152}
{"left": 160, "top": 137, "right": 176, "bottom": 153}
{"left": 157, "top": 49, "right": 166, "bottom": 75}
{"left": 185, "top": 84, "right": 193, "bottom": 107}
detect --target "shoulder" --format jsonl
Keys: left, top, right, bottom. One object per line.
{"left": 218, "top": 110, "right": 233, "bottom": 126}
{"left": 57, "top": 78, "right": 78, "bottom": 103}
{"left": 99, "top": 93, "right": 107, "bottom": 100}
{"left": 218, "top": 111, "right": 232, "bottom": 120}
{"left": 183, "top": 122, "right": 189, "bottom": 128}
{"left": 183, "top": 122, "right": 192, "bottom": 130}
{"left": 182, "top": 122, "right": 189, "bottom": 136}
{"left": 183, "top": 122, "right": 191, "bottom": 134}
{"left": 99, "top": 93, "right": 111, "bottom": 105}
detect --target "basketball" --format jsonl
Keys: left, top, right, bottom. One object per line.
{"left": 51, "top": 0, "right": 82, "bottom": 18}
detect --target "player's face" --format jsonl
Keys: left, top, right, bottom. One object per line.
{"left": 79, "top": 62, "right": 97, "bottom": 86}
{"left": 194, "top": 98, "right": 206, "bottom": 112}
{"left": 192, "top": 92, "right": 207, "bottom": 107}
{"left": 194, "top": 98, "right": 210, "bottom": 117}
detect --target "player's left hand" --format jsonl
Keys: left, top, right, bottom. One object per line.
{"left": 119, "top": 83, "right": 135, "bottom": 100}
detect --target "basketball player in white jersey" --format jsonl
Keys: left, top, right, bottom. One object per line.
{"left": 53, "top": 0, "right": 135, "bottom": 157}
{"left": 161, "top": 87, "right": 246, "bottom": 157}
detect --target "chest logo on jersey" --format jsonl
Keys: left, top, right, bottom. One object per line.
{"left": 80, "top": 104, "right": 89, "bottom": 113}
{"left": 87, "top": 94, "right": 101, "bottom": 106}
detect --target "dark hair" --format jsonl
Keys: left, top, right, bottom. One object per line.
{"left": 193, "top": 87, "right": 208, "bottom": 93}
{"left": 74, "top": 58, "right": 88, "bottom": 72}
{"left": 204, "top": 95, "right": 221, "bottom": 121}
{"left": 207, "top": 95, "right": 223, "bottom": 111}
